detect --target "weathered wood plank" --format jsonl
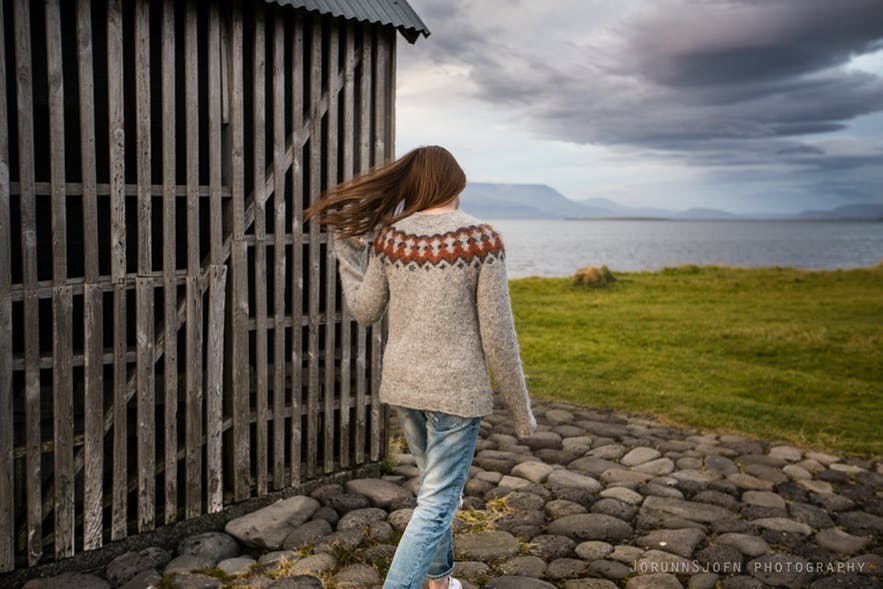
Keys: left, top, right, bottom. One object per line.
{"left": 0, "top": 0, "right": 12, "bottom": 570}
{"left": 253, "top": 1, "right": 269, "bottom": 496}
{"left": 338, "top": 22, "right": 355, "bottom": 469}
{"left": 205, "top": 0, "right": 224, "bottom": 513}
{"left": 354, "top": 24, "right": 373, "bottom": 465}
{"left": 77, "top": 0, "right": 104, "bottom": 551}
{"left": 228, "top": 0, "right": 250, "bottom": 502}
{"left": 134, "top": 0, "right": 155, "bottom": 533}
{"left": 14, "top": 0, "right": 42, "bottom": 564}
{"left": 370, "top": 28, "right": 389, "bottom": 462}
{"left": 184, "top": 0, "right": 203, "bottom": 519}
{"left": 272, "top": 10, "right": 287, "bottom": 490}
{"left": 161, "top": 0, "right": 179, "bottom": 524}
{"left": 44, "top": 0, "right": 75, "bottom": 558}
{"left": 289, "top": 13, "right": 305, "bottom": 487}
{"left": 323, "top": 22, "right": 339, "bottom": 474}
{"left": 205, "top": 265, "right": 226, "bottom": 513}
{"left": 306, "top": 13, "right": 322, "bottom": 479}
{"left": 381, "top": 31, "right": 396, "bottom": 459}
{"left": 107, "top": 0, "right": 128, "bottom": 542}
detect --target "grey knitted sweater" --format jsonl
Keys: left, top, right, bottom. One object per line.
{"left": 333, "top": 209, "right": 537, "bottom": 438}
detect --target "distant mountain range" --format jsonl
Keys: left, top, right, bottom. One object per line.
{"left": 460, "top": 182, "right": 883, "bottom": 220}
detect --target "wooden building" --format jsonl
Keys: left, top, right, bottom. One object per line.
{"left": 0, "top": 0, "right": 428, "bottom": 572}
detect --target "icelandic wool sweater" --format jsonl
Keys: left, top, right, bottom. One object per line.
{"left": 333, "top": 209, "right": 537, "bottom": 438}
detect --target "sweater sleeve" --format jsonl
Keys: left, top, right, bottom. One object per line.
{"left": 476, "top": 250, "right": 537, "bottom": 439}
{"left": 333, "top": 234, "right": 389, "bottom": 325}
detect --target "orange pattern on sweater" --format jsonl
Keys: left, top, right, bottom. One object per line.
{"left": 373, "top": 224, "right": 505, "bottom": 268}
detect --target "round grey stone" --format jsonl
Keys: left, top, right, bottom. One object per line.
{"left": 688, "top": 572, "right": 719, "bottom": 589}
{"left": 546, "top": 513, "right": 633, "bottom": 541}
{"left": 635, "top": 528, "right": 706, "bottom": 558}
{"left": 216, "top": 556, "right": 256, "bottom": 576}
{"left": 546, "top": 499, "right": 587, "bottom": 519}
{"left": 600, "top": 487, "right": 643, "bottom": 505}
{"left": 118, "top": 569, "right": 162, "bottom": 589}
{"left": 499, "top": 555, "right": 546, "bottom": 577}
{"left": 836, "top": 510, "right": 883, "bottom": 536}
{"left": 625, "top": 573, "right": 684, "bottom": 589}
{"left": 23, "top": 573, "right": 111, "bottom": 589}
{"left": 695, "top": 544, "right": 744, "bottom": 570}
{"left": 282, "top": 518, "right": 334, "bottom": 549}
{"left": 485, "top": 576, "right": 559, "bottom": 589}
{"left": 752, "top": 517, "right": 813, "bottom": 535}
{"left": 815, "top": 527, "right": 870, "bottom": 555}
{"left": 107, "top": 547, "right": 172, "bottom": 588}
{"left": 575, "top": 540, "right": 613, "bottom": 560}
{"left": 526, "top": 534, "right": 576, "bottom": 559}
{"left": 327, "top": 492, "right": 371, "bottom": 515}
{"left": 164, "top": 574, "right": 220, "bottom": 589}
{"left": 312, "top": 528, "right": 364, "bottom": 554}
{"left": 546, "top": 558, "right": 589, "bottom": 580}
{"left": 387, "top": 508, "right": 413, "bottom": 532}
{"left": 704, "top": 455, "right": 739, "bottom": 475}
{"left": 563, "top": 580, "right": 619, "bottom": 589}
{"left": 178, "top": 532, "right": 240, "bottom": 563}
{"left": 337, "top": 507, "right": 388, "bottom": 530}
{"left": 621, "top": 447, "right": 662, "bottom": 466}
{"left": 714, "top": 533, "right": 770, "bottom": 557}
{"left": 288, "top": 553, "right": 336, "bottom": 576}
{"left": 788, "top": 501, "right": 834, "bottom": 528}
{"left": 333, "top": 563, "right": 381, "bottom": 587}
{"left": 586, "top": 559, "right": 631, "bottom": 579}
{"left": 266, "top": 577, "right": 324, "bottom": 589}
{"left": 454, "top": 530, "right": 520, "bottom": 561}
{"left": 720, "top": 575, "right": 764, "bottom": 589}
{"left": 591, "top": 498, "right": 636, "bottom": 521}
{"left": 164, "top": 553, "right": 216, "bottom": 575}
{"left": 506, "top": 491, "right": 547, "bottom": 511}
{"left": 367, "top": 520, "right": 393, "bottom": 543}
{"left": 809, "top": 574, "right": 880, "bottom": 589}
{"left": 742, "top": 490, "right": 786, "bottom": 510}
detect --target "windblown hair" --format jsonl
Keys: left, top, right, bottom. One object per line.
{"left": 304, "top": 145, "right": 466, "bottom": 238}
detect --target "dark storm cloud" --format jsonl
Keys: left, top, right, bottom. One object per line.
{"left": 405, "top": 0, "right": 883, "bottom": 180}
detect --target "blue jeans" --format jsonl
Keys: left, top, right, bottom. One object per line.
{"left": 384, "top": 406, "right": 481, "bottom": 589}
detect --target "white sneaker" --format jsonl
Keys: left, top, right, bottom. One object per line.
{"left": 448, "top": 578, "right": 462, "bottom": 589}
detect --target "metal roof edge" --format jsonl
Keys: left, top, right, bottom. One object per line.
{"left": 263, "top": 0, "right": 430, "bottom": 44}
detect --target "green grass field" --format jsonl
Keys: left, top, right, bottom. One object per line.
{"left": 509, "top": 264, "right": 883, "bottom": 457}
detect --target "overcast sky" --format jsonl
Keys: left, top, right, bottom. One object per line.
{"left": 394, "top": 0, "right": 883, "bottom": 214}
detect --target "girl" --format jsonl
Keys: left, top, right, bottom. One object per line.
{"left": 305, "top": 145, "right": 536, "bottom": 589}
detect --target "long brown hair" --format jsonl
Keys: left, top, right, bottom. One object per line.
{"left": 304, "top": 145, "right": 466, "bottom": 237}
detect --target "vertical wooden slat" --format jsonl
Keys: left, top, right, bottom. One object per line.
{"left": 354, "top": 23, "right": 372, "bottom": 465}
{"left": 107, "top": 0, "right": 128, "bottom": 541}
{"left": 370, "top": 26, "right": 386, "bottom": 462}
{"left": 205, "top": 265, "right": 226, "bottom": 513}
{"left": 134, "top": 0, "right": 155, "bottom": 533}
{"left": 338, "top": 21, "right": 355, "bottom": 469}
{"left": 306, "top": 12, "right": 322, "bottom": 479}
{"left": 205, "top": 0, "right": 224, "bottom": 513}
{"left": 14, "top": 0, "right": 42, "bottom": 564}
{"left": 289, "top": 13, "right": 304, "bottom": 487}
{"left": 323, "top": 22, "right": 339, "bottom": 474}
{"left": 382, "top": 31, "right": 396, "bottom": 457}
{"left": 0, "top": 0, "right": 13, "bottom": 572}
{"left": 161, "top": 0, "right": 179, "bottom": 524}
{"left": 184, "top": 0, "right": 203, "bottom": 519}
{"left": 77, "top": 0, "right": 104, "bottom": 551}
{"left": 229, "top": 0, "right": 250, "bottom": 502}
{"left": 271, "top": 10, "right": 287, "bottom": 490}
{"left": 46, "top": 0, "right": 75, "bottom": 558}
{"left": 252, "top": 1, "right": 269, "bottom": 496}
